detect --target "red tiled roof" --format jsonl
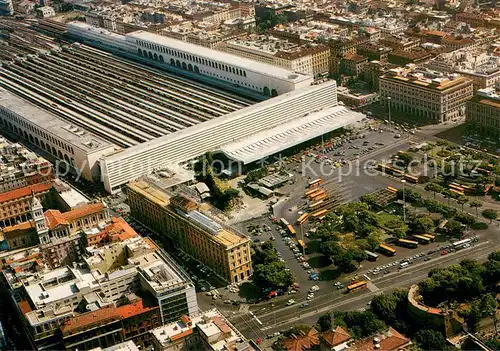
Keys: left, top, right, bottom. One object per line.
{"left": 379, "top": 327, "right": 411, "bottom": 351}
{"left": 2, "top": 220, "right": 34, "bottom": 234}
{"left": 213, "top": 316, "right": 232, "bottom": 334}
{"left": 0, "top": 183, "right": 52, "bottom": 204}
{"left": 283, "top": 328, "right": 320, "bottom": 351}
{"left": 63, "top": 203, "right": 105, "bottom": 222}
{"left": 170, "top": 328, "right": 193, "bottom": 341}
{"left": 60, "top": 307, "right": 121, "bottom": 335}
{"left": 18, "top": 300, "right": 32, "bottom": 315}
{"left": 44, "top": 210, "right": 68, "bottom": 229}
{"left": 322, "top": 326, "right": 351, "bottom": 347}
{"left": 115, "top": 299, "right": 157, "bottom": 319}
{"left": 350, "top": 327, "right": 411, "bottom": 351}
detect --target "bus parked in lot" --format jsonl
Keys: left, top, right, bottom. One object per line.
{"left": 347, "top": 281, "right": 367, "bottom": 293}
{"left": 280, "top": 218, "right": 289, "bottom": 227}
{"left": 365, "top": 250, "right": 379, "bottom": 261}
{"left": 379, "top": 244, "right": 396, "bottom": 256}
{"left": 287, "top": 225, "right": 296, "bottom": 235}
{"left": 422, "top": 234, "right": 436, "bottom": 242}
{"left": 403, "top": 174, "right": 419, "bottom": 183}
{"left": 398, "top": 239, "right": 419, "bottom": 248}
{"left": 308, "top": 178, "right": 323, "bottom": 188}
{"left": 412, "top": 235, "right": 432, "bottom": 244}
{"left": 453, "top": 238, "right": 471, "bottom": 249}
{"left": 296, "top": 213, "right": 309, "bottom": 225}
{"left": 297, "top": 239, "right": 307, "bottom": 249}
{"left": 311, "top": 209, "right": 328, "bottom": 218}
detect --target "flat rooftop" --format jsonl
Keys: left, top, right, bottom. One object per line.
{"left": 0, "top": 87, "right": 113, "bottom": 154}
{"left": 126, "top": 30, "right": 312, "bottom": 83}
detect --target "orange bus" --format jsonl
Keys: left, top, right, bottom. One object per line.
{"left": 307, "top": 189, "right": 323, "bottom": 199}
{"left": 310, "top": 190, "right": 326, "bottom": 200}
{"left": 309, "top": 201, "right": 324, "bottom": 210}
{"left": 379, "top": 244, "right": 396, "bottom": 256}
{"left": 311, "top": 209, "right": 328, "bottom": 218}
{"left": 287, "top": 224, "right": 296, "bottom": 235}
{"left": 387, "top": 186, "right": 398, "bottom": 193}
{"left": 305, "top": 188, "right": 319, "bottom": 197}
{"left": 297, "top": 239, "right": 307, "bottom": 249}
{"left": 308, "top": 178, "right": 323, "bottom": 188}
{"left": 312, "top": 193, "right": 328, "bottom": 202}
{"left": 403, "top": 174, "right": 419, "bottom": 183}
{"left": 422, "top": 234, "right": 436, "bottom": 242}
{"left": 296, "top": 213, "right": 309, "bottom": 225}
{"left": 449, "top": 188, "right": 464, "bottom": 196}
{"left": 347, "top": 281, "right": 367, "bottom": 292}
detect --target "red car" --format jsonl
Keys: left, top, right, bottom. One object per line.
{"left": 441, "top": 250, "right": 448, "bottom": 256}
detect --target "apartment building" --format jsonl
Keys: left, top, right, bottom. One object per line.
{"left": 127, "top": 180, "right": 252, "bottom": 283}
{"left": 9, "top": 235, "right": 197, "bottom": 350}
{"left": 466, "top": 88, "right": 500, "bottom": 136}
{"left": 380, "top": 35, "right": 420, "bottom": 52}
{"left": 219, "top": 35, "right": 329, "bottom": 76}
{"left": 380, "top": 67, "right": 474, "bottom": 122}
{"left": 0, "top": 200, "right": 109, "bottom": 251}
{"left": 0, "top": 139, "right": 54, "bottom": 194}
{"left": 0, "top": 182, "right": 54, "bottom": 227}
{"left": 150, "top": 309, "right": 257, "bottom": 351}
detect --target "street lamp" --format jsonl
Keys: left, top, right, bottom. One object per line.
{"left": 401, "top": 179, "right": 406, "bottom": 222}
{"left": 387, "top": 96, "right": 392, "bottom": 131}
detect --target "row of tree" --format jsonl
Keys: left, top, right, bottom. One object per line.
{"left": 419, "top": 251, "right": 500, "bottom": 306}
{"left": 252, "top": 242, "right": 294, "bottom": 293}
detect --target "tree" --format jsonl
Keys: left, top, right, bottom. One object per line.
{"left": 469, "top": 200, "right": 483, "bottom": 217}
{"left": 482, "top": 209, "right": 497, "bottom": 223}
{"left": 445, "top": 219, "right": 464, "bottom": 237}
{"left": 457, "top": 196, "right": 468, "bottom": 212}
{"left": 252, "top": 261, "right": 293, "bottom": 291}
{"left": 454, "top": 212, "right": 475, "bottom": 227}
{"left": 317, "top": 313, "right": 332, "bottom": 332}
{"left": 488, "top": 250, "right": 500, "bottom": 261}
{"left": 414, "top": 330, "right": 446, "bottom": 350}
{"left": 409, "top": 215, "right": 434, "bottom": 234}
{"left": 396, "top": 153, "right": 413, "bottom": 168}
{"left": 425, "top": 183, "right": 444, "bottom": 199}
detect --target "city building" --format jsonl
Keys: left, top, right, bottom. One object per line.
{"left": 388, "top": 50, "right": 432, "bottom": 65}
{"left": 340, "top": 53, "right": 368, "bottom": 78}
{"left": 89, "top": 340, "right": 141, "bottom": 351}
{"left": 35, "top": 6, "right": 55, "bottom": 18}
{"left": 0, "top": 182, "right": 54, "bottom": 227}
{"left": 380, "top": 35, "right": 421, "bottom": 52}
{"left": 218, "top": 35, "right": 329, "bottom": 76}
{"left": 0, "top": 198, "right": 108, "bottom": 250}
{"left": 347, "top": 327, "right": 411, "bottom": 350}
{"left": 66, "top": 22, "right": 314, "bottom": 97}
{"left": 127, "top": 179, "right": 252, "bottom": 283}
{"left": 466, "top": 87, "right": 500, "bottom": 136}
{"left": 8, "top": 235, "right": 196, "bottom": 350}
{"left": 380, "top": 66, "right": 474, "bottom": 122}
{"left": 0, "top": 139, "right": 54, "bottom": 194}
{"left": 100, "top": 82, "right": 364, "bottom": 194}
{"left": 426, "top": 50, "right": 500, "bottom": 91}
{"left": 150, "top": 309, "right": 257, "bottom": 351}
{"left": 0, "top": 88, "right": 117, "bottom": 183}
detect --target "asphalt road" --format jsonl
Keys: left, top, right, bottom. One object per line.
{"left": 229, "top": 238, "right": 500, "bottom": 340}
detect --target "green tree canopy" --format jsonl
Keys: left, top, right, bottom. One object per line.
{"left": 414, "top": 329, "right": 446, "bottom": 350}
{"left": 482, "top": 209, "right": 497, "bottom": 223}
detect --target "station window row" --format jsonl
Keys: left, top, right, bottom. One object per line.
{"left": 136, "top": 40, "right": 247, "bottom": 77}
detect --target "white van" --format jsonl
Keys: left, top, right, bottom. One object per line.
{"left": 399, "top": 262, "right": 409, "bottom": 269}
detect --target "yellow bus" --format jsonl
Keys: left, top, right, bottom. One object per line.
{"left": 404, "top": 174, "right": 419, "bottom": 184}
{"left": 310, "top": 190, "right": 326, "bottom": 200}
{"left": 287, "top": 224, "right": 296, "bottom": 235}
{"left": 296, "top": 213, "right": 309, "bottom": 225}
{"left": 422, "top": 234, "right": 436, "bottom": 242}
{"left": 379, "top": 244, "right": 396, "bottom": 256}
{"left": 412, "top": 235, "right": 431, "bottom": 244}
{"left": 312, "top": 193, "right": 328, "bottom": 202}
{"left": 305, "top": 188, "right": 319, "bottom": 197}
{"left": 387, "top": 186, "right": 398, "bottom": 193}
{"left": 397, "top": 239, "right": 419, "bottom": 248}
{"left": 309, "top": 201, "right": 324, "bottom": 210}
{"left": 312, "top": 209, "right": 328, "bottom": 218}
{"left": 347, "top": 281, "right": 367, "bottom": 293}
{"left": 307, "top": 189, "right": 323, "bottom": 199}
{"left": 297, "top": 239, "right": 307, "bottom": 249}
{"left": 308, "top": 178, "right": 322, "bottom": 188}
